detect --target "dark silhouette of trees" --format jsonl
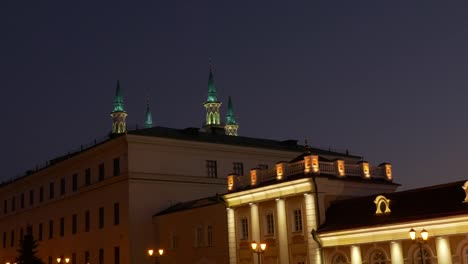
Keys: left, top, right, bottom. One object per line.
{"left": 16, "top": 226, "right": 45, "bottom": 264}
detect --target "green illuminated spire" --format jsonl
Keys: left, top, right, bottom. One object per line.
{"left": 144, "top": 101, "right": 153, "bottom": 128}
{"left": 110, "top": 80, "right": 127, "bottom": 134}
{"left": 225, "top": 96, "right": 239, "bottom": 136}
{"left": 207, "top": 68, "right": 218, "bottom": 102}
{"left": 113, "top": 80, "right": 125, "bottom": 112}
{"left": 226, "top": 96, "right": 236, "bottom": 125}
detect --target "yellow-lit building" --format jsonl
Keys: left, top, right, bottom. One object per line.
{"left": 318, "top": 180, "right": 468, "bottom": 264}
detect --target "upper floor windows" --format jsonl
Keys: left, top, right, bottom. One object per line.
{"left": 49, "top": 182, "right": 55, "bottom": 199}
{"left": 3, "top": 200, "right": 7, "bottom": 214}
{"left": 114, "top": 203, "right": 120, "bottom": 225}
{"left": 99, "top": 207, "right": 104, "bottom": 229}
{"left": 233, "top": 162, "right": 244, "bottom": 176}
{"left": 113, "top": 158, "right": 120, "bottom": 176}
{"left": 60, "top": 178, "right": 66, "bottom": 195}
{"left": 195, "top": 226, "right": 204, "bottom": 247}
{"left": 99, "top": 163, "right": 105, "bottom": 181}
{"left": 20, "top": 193, "right": 24, "bottom": 209}
{"left": 293, "top": 209, "right": 303, "bottom": 232}
{"left": 29, "top": 189, "right": 34, "bottom": 206}
{"left": 39, "top": 186, "right": 44, "bottom": 203}
{"left": 206, "top": 160, "right": 217, "bottom": 178}
{"left": 258, "top": 164, "right": 269, "bottom": 170}
{"left": 85, "top": 168, "right": 91, "bottom": 186}
{"left": 72, "top": 174, "right": 78, "bottom": 192}
{"left": 11, "top": 196, "right": 16, "bottom": 211}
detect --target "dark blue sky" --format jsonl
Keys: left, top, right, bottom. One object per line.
{"left": 1, "top": 1, "right": 467, "bottom": 190}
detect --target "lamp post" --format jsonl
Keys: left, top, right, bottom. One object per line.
{"left": 147, "top": 248, "right": 164, "bottom": 264}
{"left": 251, "top": 241, "right": 267, "bottom": 264}
{"left": 409, "top": 228, "right": 429, "bottom": 264}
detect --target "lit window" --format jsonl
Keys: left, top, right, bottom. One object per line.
{"left": 266, "top": 213, "right": 274, "bottom": 235}
{"left": 240, "top": 217, "right": 249, "bottom": 240}
{"left": 293, "top": 209, "right": 303, "bottom": 232}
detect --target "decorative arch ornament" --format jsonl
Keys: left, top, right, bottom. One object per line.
{"left": 374, "top": 195, "right": 391, "bottom": 215}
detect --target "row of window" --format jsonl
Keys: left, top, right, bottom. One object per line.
{"left": 2, "top": 204, "right": 119, "bottom": 248}
{"left": 44, "top": 247, "right": 120, "bottom": 264}
{"left": 205, "top": 160, "right": 268, "bottom": 178}
{"left": 239, "top": 208, "right": 303, "bottom": 240}
{"left": 2, "top": 158, "right": 120, "bottom": 215}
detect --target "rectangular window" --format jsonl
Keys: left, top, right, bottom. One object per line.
{"left": 99, "top": 207, "right": 104, "bottom": 229}
{"left": 99, "top": 248, "right": 104, "bottom": 264}
{"left": 72, "top": 214, "right": 77, "bottom": 234}
{"left": 233, "top": 162, "right": 244, "bottom": 176}
{"left": 60, "top": 178, "right": 66, "bottom": 195}
{"left": 38, "top": 223, "right": 43, "bottom": 241}
{"left": 258, "top": 164, "right": 269, "bottom": 170}
{"left": 266, "top": 213, "right": 275, "bottom": 235}
{"left": 29, "top": 190, "right": 34, "bottom": 206}
{"left": 60, "top": 217, "right": 64, "bottom": 237}
{"left": 85, "top": 168, "right": 91, "bottom": 186}
{"left": 3, "top": 199, "right": 7, "bottom": 213}
{"left": 114, "top": 203, "right": 119, "bottom": 225}
{"left": 85, "top": 251, "right": 90, "bottom": 264}
{"left": 11, "top": 196, "right": 16, "bottom": 211}
{"left": 206, "top": 160, "right": 217, "bottom": 178}
{"left": 196, "top": 226, "right": 204, "bottom": 247}
{"left": 2, "top": 232, "right": 5, "bottom": 248}
{"left": 113, "top": 158, "right": 120, "bottom": 176}
{"left": 98, "top": 163, "right": 105, "bottom": 181}
{"left": 240, "top": 217, "right": 249, "bottom": 240}
{"left": 39, "top": 186, "right": 44, "bottom": 202}
{"left": 49, "top": 220, "right": 53, "bottom": 239}
{"left": 49, "top": 182, "right": 55, "bottom": 199}
{"left": 20, "top": 193, "right": 24, "bottom": 209}
{"left": 293, "top": 209, "right": 303, "bottom": 232}
{"left": 207, "top": 226, "right": 213, "bottom": 247}
{"left": 114, "top": 246, "right": 120, "bottom": 264}
{"left": 85, "top": 210, "right": 90, "bottom": 232}
{"left": 170, "top": 232, "right": 177, "bottom": 249}
{"left": 72, "top": 174, "right": 78, "bottom": 192}
{"left": 10, "top": 230, "right": 14, "bottom": 247}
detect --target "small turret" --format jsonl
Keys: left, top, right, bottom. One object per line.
{"left": 110, "top": 80, "right": 127, "bottom": 134}
{"left": 225, "top": 96, "right": 239, "bottom": 136}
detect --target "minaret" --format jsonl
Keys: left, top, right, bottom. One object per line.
{"left": 225, "top": 96, "right": 239, "bottom": 136}
{"left": 110, "top": 80, "right": 127, "bottom": 134}
{"left": 144, "top": 100, "right": 153, "bottom": 128}
{"left": 203, "top": 67, "right": 222, "bottom": 129}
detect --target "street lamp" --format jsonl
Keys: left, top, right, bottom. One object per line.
{"left": 147, "top": 248, "right": 164, "bottom": 264}
{"left": 409, "top": 228, "right": 429, "bottom": 264}
{"left": 251, "top": 241, "right": 267, "bottom": 264}
{"left": 56, "top": 257, "right": 70, "bottom": 263}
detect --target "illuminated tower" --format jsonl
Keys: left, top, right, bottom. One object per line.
{"left": 110, "top": 80, "right": 127, "bottom": 134}
{"left": 203, "top": 67, "right": 222, "bottom": 129}
{"left": 144, "top": 100, "right": 153, "bottom": 128}
{"left": 225, "top": 96, "right": 239, "bottom": 136}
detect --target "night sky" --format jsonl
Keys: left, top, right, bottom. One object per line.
{"left": 1, "top": 1, "right": 468, "bottom": 190}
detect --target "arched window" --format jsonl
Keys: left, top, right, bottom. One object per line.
{"left": 331, "top": 253, "right": 347, "bottom": 264}
{"left": 413, "top": 248, "right": 432, "bottom": 264}
{"left": 370, "top": 250, "right": 386, "bottom": 264}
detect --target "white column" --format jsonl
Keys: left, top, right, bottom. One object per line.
{"left": 227, "top": 208, "right": 237, "bottom": 264}
{"left": 304, "top": 193, "right": 320, "bottom": 264}
{"left": 351, "top": 245, "right": 362, "bottom": 264}
{"left": 276, "top": 198, "right": 290, "bottom": 264}
{"left": 250, "top": 203, "right": 260, "bottom": 264}
{"left": 390, "top": 241, "right": 403, "bottom": 264}
{"left": 436, "top": 236, "right": 452, "bottom": 264}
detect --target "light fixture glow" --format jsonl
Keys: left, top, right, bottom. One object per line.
{"left": 260, "top": 242, "right": 267, "bottom": 251}
{"left": 147, "top": 249, "right": 154, "bottom": 256}
{"left": 158, "top": 249, "right": 164, "bottom": 256}
{"left": 421, "top": 229, "right": 428, "bottom": 241}
{"left": 251, "top": 241, "right": 258, "bottom": 250}
{"left": 409, "top": 228, "right": 416, "bottom": 240}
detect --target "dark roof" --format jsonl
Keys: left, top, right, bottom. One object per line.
{"left": 319, "top": 180, "right": 468, "bottom": 232}
{"left": 154, "top": 195, "right": 226, "bottom": 217}
{"left": 128, "top": 126, "right": 354, "bottom": 157}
